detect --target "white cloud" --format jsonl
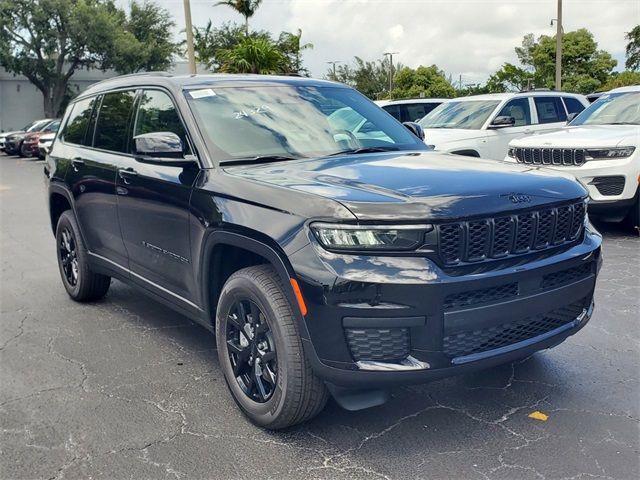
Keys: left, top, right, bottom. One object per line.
{"left": 123, "top": 0, "right": 639, "bottom": 82}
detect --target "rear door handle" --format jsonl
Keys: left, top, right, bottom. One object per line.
{"left": 71, "top": 157, "right": 85, "bottom": 171}
{"left": 118, "top": 168, "right": 138, "bottom": 184}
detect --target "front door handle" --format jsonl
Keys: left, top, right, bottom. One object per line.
{"left": 118, "top": 168, "right": 138, "bottom": 184}
{"left": 71, "top": 157, "right": 85, "bottom": 171}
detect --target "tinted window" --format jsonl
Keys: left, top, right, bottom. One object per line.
{"left": 382, "top": 104, "right": 401, "bottom": 121}
{"left": 419, "top": 100, "right": 500, "bottom": 130}
{"left": 402, "top": 103, "right": 440, "bottom": 122}
{"left": 563, "top": 97, "right": 585, "bottom": 115}
{"left": 43, "top": 120, "right": 61, "bottom": 133}
{"left": 534, "top": 97, "right": 567, "bottom": 124}
{"left": 61, "top": 97, "right": 96, "bottom": 145}
{"left": 134, "top": 90, "right": 190, "bottom": 153}
{"left": 497, "top": 98, "right": 531, "bottom": 126}
{"left": 94, "top": 91, "right": 136, "bottom": 152}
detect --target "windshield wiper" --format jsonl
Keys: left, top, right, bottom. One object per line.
{"left": 327, "top": 146, "right": 400, "bottom": 156}
{"left": 220, "top": 155, "right": 305, "bottom": 166}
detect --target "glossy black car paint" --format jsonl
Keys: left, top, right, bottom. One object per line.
{"left": 45, "top": 74, "right": 602, "bottom": 394}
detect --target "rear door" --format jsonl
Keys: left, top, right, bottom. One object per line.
{"left": 115, "top": 88, "right": 200, "bottom": 307}
{"left": 62, "top": 92, "right": 134, "bottom": 267}
{"left": 531, "top": 96, "right": 568, "bottom": 134}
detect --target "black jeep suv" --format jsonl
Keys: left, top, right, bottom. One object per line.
{"left": 45, "top": 74, "right": 602, "bottom": 429}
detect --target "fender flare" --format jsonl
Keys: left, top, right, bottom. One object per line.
{"left": 199, "top": 230, "right": 311, "bottom": 341}
{"left": 48, "top": 183, "right": 87, "bottom": 242}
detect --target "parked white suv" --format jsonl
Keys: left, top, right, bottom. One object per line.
{"left": 418, "top": 91, "right": 589, "bottom": 160}
{"left": 505, "top": 86, "right": 640, "bottom": 227}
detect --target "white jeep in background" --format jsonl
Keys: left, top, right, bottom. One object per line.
{"left": 418, "top": 91, "right": 589, "bottom": 160}
{"left": 505, "top": 85, "right": 640, "bottom": 228}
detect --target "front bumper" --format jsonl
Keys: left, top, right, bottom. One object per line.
{"left": 22, "top": 142, "right": 39, "bottom": 157}
{"left": 290, "top": 226, "right": 602, "bottom": 387}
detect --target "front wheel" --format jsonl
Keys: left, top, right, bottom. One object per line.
{"left": 216, "top": 265, "right": 328, "bottom": 429}
{"left": 624, "top": 191, "right": 640, "bottom": 232}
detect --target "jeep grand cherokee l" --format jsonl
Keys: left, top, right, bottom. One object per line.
{"left": 45, "top": 74, "right": 602, "bottom": 429}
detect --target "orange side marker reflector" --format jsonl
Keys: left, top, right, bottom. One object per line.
{"left": 289, "top": 278, "right": 308, "bottom": 317}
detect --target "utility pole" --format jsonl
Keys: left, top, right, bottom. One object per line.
{"left": 183, "top": 0, "right": 197, "bottom": 74}
{"left": 327, "top": 61, "right": 341, "bottom": 79}
{"left": 384, "top": 52, "right": 399, "bottom": 94}
{"left": 555, "top": 0, "right": 562, "bottom": 90}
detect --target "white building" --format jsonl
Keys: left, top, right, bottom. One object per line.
{"left": 0, "top": 61, "right": 201, "bottom": 132}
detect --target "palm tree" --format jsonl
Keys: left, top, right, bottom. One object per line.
{"left": 218, "top": 37, "right": 285, "bottom": 74}
{"left": 214, "top": 0, "right": 262, "bottom": 36}
{"left": 278, "top": 29, "right": 313, "bottom": 74}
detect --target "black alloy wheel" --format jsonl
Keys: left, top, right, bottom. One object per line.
{"left": 226, "top": 298, "right": 278, "bottom": 403}
{"left": 59, "top": 227, "right": 79, "bottom": 287}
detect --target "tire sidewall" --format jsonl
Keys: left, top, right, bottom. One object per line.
{"left": 216, "top": 274, "right": 292, "bottom": 427}
{"left": 55, "top": 211, "right": 84, "bottom": 298}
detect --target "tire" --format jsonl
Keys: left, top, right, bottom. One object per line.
{"left": 216, "top": 265, "right": 328, "bottom": 429}
{"left": 624, "top": 191, "right": 640, "bottom": 232}
{"left": 55, "top": 210, "right": 111, "bottom": 301}
{"left": 18, "top": 142, "right": 26, "bottom": 157}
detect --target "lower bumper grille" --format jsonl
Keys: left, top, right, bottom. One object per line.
{"left": 345, "top": 327, "right": 410, "bottom": 362}
{"left": 443, "top": 298, "right": 587, "bottom": 359}
{"left": 590, "top": 176, "right": 625, "bottom": 196}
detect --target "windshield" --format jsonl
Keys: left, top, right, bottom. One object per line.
{"left": 185, "top": 85, "right": 425, "bottom": 162}
{"left": 418, "top": 100, "right": 500, "bottom": 130}
{"left": 569, "top": 92, "right": 640, "bottom": 126}
{"left": 27, "top": 120, "right": 51, "bottom": 133}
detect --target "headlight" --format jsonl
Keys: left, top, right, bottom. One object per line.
{"left": 507, "top": 147, "right": 516, "bottom": 158}
{"left": 586, "top": 147, "right": 635, "bottom": 160}
{"left": 310, "top": 223, "right": 431, "bottom": 251}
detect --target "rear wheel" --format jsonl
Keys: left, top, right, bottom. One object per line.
{"left": 216, "top": 265, "right": 328, "bottom": 429}
{"left": 56, "top": 211, "right": 111, "bottom": 301}
{"left": 624, "top": 191, "right": 640, "bottom": 232}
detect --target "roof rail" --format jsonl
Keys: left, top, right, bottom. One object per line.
{"left": 88, "top": 71, "right": 173, "bottom": 88}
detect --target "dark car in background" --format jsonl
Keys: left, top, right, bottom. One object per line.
{"left": 20, "top": 120, "right": 61, "bottom": 158}
{"left": 46, "top": 73, "right": 601, "bottom": 429}
{"left": 4, "top": 119, "right": 55, "bottom": 155}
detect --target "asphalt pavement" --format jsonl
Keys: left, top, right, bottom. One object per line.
{"left": 1, "top": 153, "right": 639, "bottom": 480}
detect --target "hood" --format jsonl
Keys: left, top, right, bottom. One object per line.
{"left": 0, "top": 130, "right": 22, "bottom": 139}
{"left": 225, "top": 151, "right": 586, "bottom": 221}
{"left": 510, "top": 125, "right": 640, "bottom": 148}
{"left": 422, "top": 128, "right": 487, "bottom": 147}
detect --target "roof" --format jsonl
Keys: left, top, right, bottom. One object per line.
{"left": 381, "top": 98, "right": 448, "bottom": 105}
{"left": 609, "top": 85, "right": 640, "bottom": 93}
{"left": 79, "top": 72, "right": 346, "bottom": 99}
{"left": 447, "top": 91, "right": 587, "bottom": 102}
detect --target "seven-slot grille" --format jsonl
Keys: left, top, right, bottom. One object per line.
{"left": 513, "top": 147, "right": 586, "bottom": 166}
{"left": 438, "top": 201, "right": 585, "bottom": 265}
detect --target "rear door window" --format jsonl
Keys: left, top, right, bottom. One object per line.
{"left": 497, "top": 98, "right": 532, "bottom": 126}
{"left": 562, "top": 96, "right": 586, "bottom": 115}
{"left": 94, "top": 90, "right": 136, "bottom": 153}
{"left": 403, "top": 103, "right": 439, "bottom": 122}
{"left": 382, "top": 104, "right": 401, "bottom": 121}
{"left": 534, "top": 97, "right": 567, "bottom": 124}
{"left": 61, "top": 97, "right": 97, "bottom": 145}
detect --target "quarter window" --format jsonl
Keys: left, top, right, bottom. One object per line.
{"left": 134, "top": 90, "right": 190, "bottom": 153}
{"left": 534, "top": 97, "right": 567, "bottom": 124}
{"left": 61, "top": 97, "right": 96, "bottom": 145}
{"left": 94, "top": 91, "right": 136, "bottom": 153}
{"left": 497, "top": 98, "right": 532, "bottom": 126}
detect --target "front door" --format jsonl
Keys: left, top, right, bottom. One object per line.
{"left": 487, "top": 97, "right": 535, "bottom": 159}
{"left": 116, "top": 88, "right": 199, "bottom": 307}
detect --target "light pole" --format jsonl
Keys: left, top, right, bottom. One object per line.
{"left": 384, "top": 51, "right": 399, "bottom": 94}
{"left": 552, "top": 0, "right": 563, "bottom": 90}
{"left": 183, "top": 0, "right": 197, "bottom": 74}
{"left": 327, "top": 61, "right": 341, "bottom": 79}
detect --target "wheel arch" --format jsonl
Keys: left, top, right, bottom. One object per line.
{"left": 49, "top": 184, "right": 75, "bottom": 235}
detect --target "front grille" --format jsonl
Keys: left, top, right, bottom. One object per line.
{"left": 590, "top": 176, "right": 625, "bottom": 196}
{"left": 444, "top": 283, "right": 518, "bottom": 310}
{"left": 514, "top": 147, "right": 587, "bottom": 166}
{"left": 443, "top": 299, "right": 587, "bottom": 359}
{"left": 542, "top": 263, "right": 593, "bottom": 289}
{"left": 345, "top": 327, "right": 410, "bottom": 362}
{"left": 437, "top": 201, "right": 585, "bottom": 266}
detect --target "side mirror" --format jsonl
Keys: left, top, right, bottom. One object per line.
{"left": 489, "top": 116, "right": 516, "bottom": 129}
{"left": 566, "top": 112, "right": 578, "bottom": 124}
{"left": 403, "top": 121, "right": 425, "bottom": 140}
{"left": 133, "top": 132, "right": 195, "bottom": 167}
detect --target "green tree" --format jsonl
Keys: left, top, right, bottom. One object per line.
{"left": 217, "top": 36, "right": 285, "bottom": 74}
{"left": 625, "top": 25, "right": 640, "bottom": 71}
{"left": 107, "top": 0, "right": 179, "bottom": 74}
{"left": 512, "top": 29, "right": 617, "bottom": 93}
{"left": 326, "top": 56, "right": 398, "bottom": 99}
{"left": 0, "top": 0, "right": 177, "bottom": 117}
{"left": 214, "top": 0, "right": 262, "bottom": 36}
{"left": 277, "top": 29, "right": 313, "bottom": 75}
{"left": 391, "top": 65, "right": 456, "bottom": 99}
{"left": 485, "top": 63, "right": 534, "bottom": 92}
{"left": 601, "top": 70, "right": 640, "bottom": 90}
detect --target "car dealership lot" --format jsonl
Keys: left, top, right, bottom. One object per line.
{"left": 1, "top": 153, "right": 638, "bottom": 479}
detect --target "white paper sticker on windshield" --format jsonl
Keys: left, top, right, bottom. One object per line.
{"left": 189, "top": 88, "right": 216, "bottom": 99}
